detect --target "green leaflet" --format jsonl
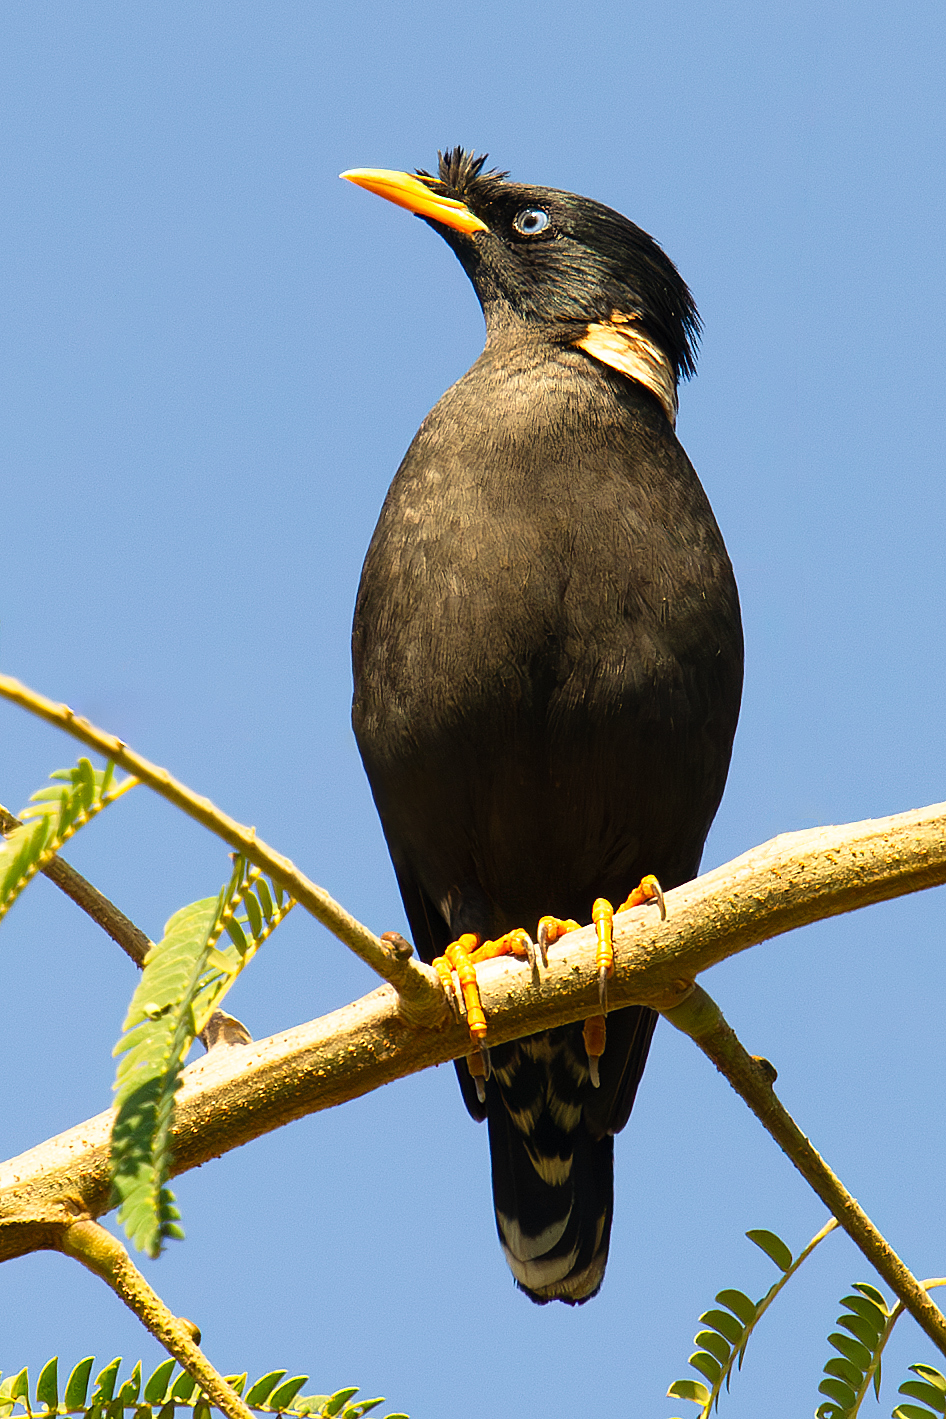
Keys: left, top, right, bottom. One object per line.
{"left": 0, "top": 761, "right": 133, "bottom": 925}
{"left": 0, "top": 1361, "right": 405, "bottom": 1419}
{"left": 745, "top": 1228, "right": 793, "bottom": 1272}
{"left": 63, "top": 1361, "right": 95, "bottom": 1412}
{"left": 110, "top": 858, "right": 294, "bottom": 1256}
{"left": 36, "top": 1359, "right": 59, "bottom": 1411}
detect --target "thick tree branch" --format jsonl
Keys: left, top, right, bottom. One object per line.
{"left": 1, "top": 799, "right": 943, "bottom": 1265}
{"left": 663, "top": 985, "right": 946, "bottom": 1356}
{"left": 0, "top": 674, "right": 443, "bottom": 1021}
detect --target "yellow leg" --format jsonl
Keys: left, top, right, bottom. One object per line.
{"left": 564, "top": 878, "right": 667, "bottom": 1085}
{"left": 592, "top": 898, "right": 614, "bottom": 1011}
{"left": 433, "top": 934, "right": 488, "bottom": 1040}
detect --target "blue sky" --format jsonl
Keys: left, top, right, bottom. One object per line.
{"left": 1, "top": 3, "right": 945, "bottom": 1415}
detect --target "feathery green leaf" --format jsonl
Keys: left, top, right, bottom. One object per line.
{"left": 110, "top": 856, "right": 293, "bottom": 1255}
{"left": 666, "top": 1219, "right": 837, "bottom": 1415}
{"left": 816, "top": 1281, "right": 897, "bottom": 1416}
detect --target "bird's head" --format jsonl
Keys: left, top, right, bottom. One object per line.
{"left": 342, "top": 147, "right": 700, "bottom": 423}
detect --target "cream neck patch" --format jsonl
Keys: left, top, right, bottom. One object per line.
{"left": 573, "top": 313, "right": 678, "bottom": 427}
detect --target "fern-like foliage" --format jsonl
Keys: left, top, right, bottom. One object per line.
{"left": 893, "top": 1362, "right": 946, "bottom": 1417}
{"left": 0, "top": 1357, "right": 407, "bottom": 1419}
{"left": 814, "top": 1282, "right": 896, "bottom": 1417}
{"left": 0, "top": 760, "right": 134, "bottom": 924}
{"left": 667, "top": 1221, "right": 838, "bottom": 1417}
{"left": 110, "top": 857, "right": 294, "bottom": 1256}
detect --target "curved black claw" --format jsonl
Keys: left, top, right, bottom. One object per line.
{"left": 598, "top": 965, "right": 609, "bottom": 1014}
{"left": 467, "top": 1046, "right": 491, "bottom": 1103}
{"left": 535, "top": 921, "right": 551, "bottom": 968}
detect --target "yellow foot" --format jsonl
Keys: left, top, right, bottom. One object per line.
{"left": 595, "top": 875, "right": 667, "bottom": 1013}
{"left": 535, "top": 914, "right": 580, "bottom": 965}
{"left": 433, "top": 928, "right": 537, "bottom": 1099}
{"left": 538, "top": 877, "right": 666, "bottom": 1086}
{"left": 616, "top": 873, "right": 667, "bottom": 921}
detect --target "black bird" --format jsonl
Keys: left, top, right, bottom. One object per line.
{"left": 344, "top": 150, "right": 743, "bottom": 1304}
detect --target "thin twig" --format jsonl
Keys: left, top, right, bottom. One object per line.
{"left": 662, "top": 985, "right": 946, "bottom": 1357}
{"left": 0, "top": 802, "right": 150, "bottom": 967}
{"left": 0, "top": 674, "right": 444, "bottom": 1022}
{"left": 59, "top": 1219, "right": 256, "bottom": 1419}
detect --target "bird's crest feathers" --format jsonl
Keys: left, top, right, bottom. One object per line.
{"left": 416, "top": 147, "right": 509, "bottom": 200}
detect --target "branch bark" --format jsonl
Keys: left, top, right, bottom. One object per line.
{"left": 1, "top": 799, "right": 944, "bottom": 1265}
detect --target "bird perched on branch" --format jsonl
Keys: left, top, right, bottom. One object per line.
{"left": 344, "top": 149, "right": 743, "bottom": 1304}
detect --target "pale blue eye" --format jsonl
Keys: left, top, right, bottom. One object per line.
{"left": 512, "top": 206, "right": 550, "bottom": 236}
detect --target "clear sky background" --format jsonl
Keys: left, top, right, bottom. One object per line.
{"left": 1, "top": 3, "right": 945, "bottom": 1416}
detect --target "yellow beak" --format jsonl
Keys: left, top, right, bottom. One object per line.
{"left": 340, "top": 167, "right": 489, "bottom": 235}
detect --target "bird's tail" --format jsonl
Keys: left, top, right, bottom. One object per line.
{"left": 485, "top": 1025, "right": 614, "bottom": 1305}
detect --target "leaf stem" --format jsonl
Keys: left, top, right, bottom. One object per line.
{"left": 663, "top": 986, "right": 946, "bottom": 1357}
